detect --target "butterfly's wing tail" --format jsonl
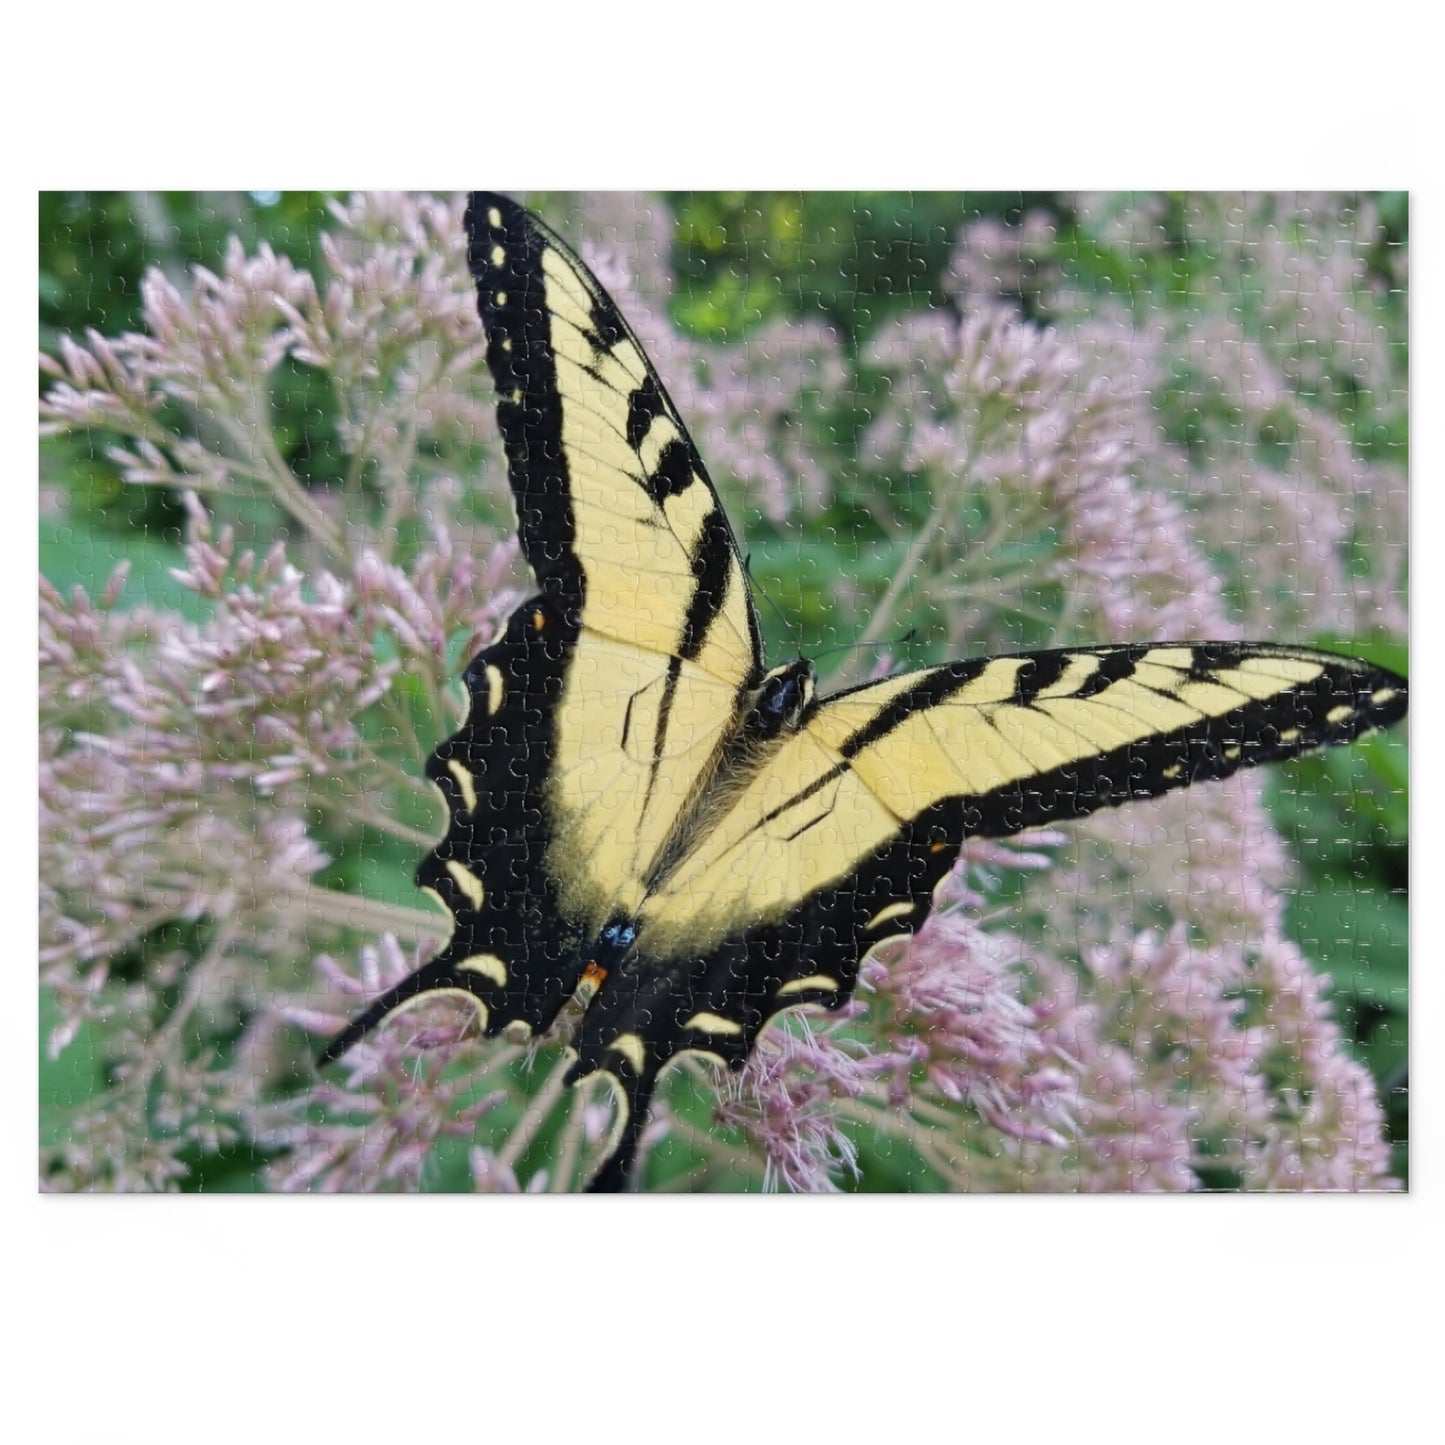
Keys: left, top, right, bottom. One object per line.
{"left": 578, "top": 1059, "right": 661, "bottom": 1193}
{"left": 316, "top": 957, "right": 491, "bottom": 1067}
{"left": 567, "top": 951, "right": 755, "bottom": 1191}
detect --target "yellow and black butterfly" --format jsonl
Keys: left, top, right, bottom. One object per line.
{"left": 321, "top": 192, "right": 1408, "bottom": 1191}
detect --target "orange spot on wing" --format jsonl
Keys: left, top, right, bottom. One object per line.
{"left": 576, "top": 960, "right": 609, "bottom": 1005}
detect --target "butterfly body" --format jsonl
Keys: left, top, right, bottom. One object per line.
{"left": 320, "top": 192, "right": 1408, "bottom": 1191}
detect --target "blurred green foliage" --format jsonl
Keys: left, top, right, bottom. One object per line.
{"left": 667, "top": 191, "right": 1058, "bottom": 336}
{"left": 40, "top": 191, "right": 333, "bottom": 350}
{"left": 40, "top": 191, "right": 337, "bottom": 542}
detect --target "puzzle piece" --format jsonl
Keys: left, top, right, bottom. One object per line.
{"left": 38, "top": 191, "right": 1408, "bottom": 1193}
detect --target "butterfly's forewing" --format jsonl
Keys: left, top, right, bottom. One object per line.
{"left": 465, "top": 194, "right": 766, "bottom": 937}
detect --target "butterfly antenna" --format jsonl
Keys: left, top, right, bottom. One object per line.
{"left": 811, "top": 626, "right": 918, "bottom": 670}
{"left": 744, "top": 551, "right": 805, "bottom": 657}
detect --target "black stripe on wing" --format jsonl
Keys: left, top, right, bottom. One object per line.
{"left": 465, "top": 193, "right": 579, "bottom": 597}
{"left": 834, "top": 642, "right": 1406, "bottom": 818}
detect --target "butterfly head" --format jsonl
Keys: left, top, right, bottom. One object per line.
{"left": 748, "top": 660, "right": 816, "bottom": 740}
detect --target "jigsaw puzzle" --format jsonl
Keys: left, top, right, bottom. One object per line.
{"left": 38, "top": 191, "right": 1409, "bottom": 1193}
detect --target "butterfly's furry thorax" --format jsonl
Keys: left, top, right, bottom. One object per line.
{"left": 638, "top": 658, "right": 820, "bottom": 895}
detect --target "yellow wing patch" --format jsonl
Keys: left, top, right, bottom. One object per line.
{"left": 547, "top": 631, "right": 746, "bottom": 934}
{"left": 533, "top": 243, "right": 757, "bottom": 676}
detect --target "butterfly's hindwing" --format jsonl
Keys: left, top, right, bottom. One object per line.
{"left": 318, "top": 599, "right": 588, "bottom": 1065}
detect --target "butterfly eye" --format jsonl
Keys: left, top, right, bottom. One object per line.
{"left": 751, "top": 670, "right": 807, "bottom": 738}
{"left": 765, "top": 679, "right": 795, "bottom": 717}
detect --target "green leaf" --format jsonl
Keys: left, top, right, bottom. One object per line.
{"left": 40, "top": 513, "right": 213, "bottom": 622}
{"left": 38, "top": 993, "right": 106, "bottom": 1148}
